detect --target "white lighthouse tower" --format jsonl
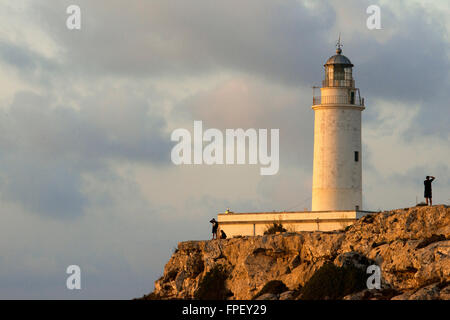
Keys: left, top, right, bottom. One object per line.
{"left": 311, "top": 40, "right": 365, "bottom": 211}
{"left": 216, "top": 41, "right": 372, "bottom": 237}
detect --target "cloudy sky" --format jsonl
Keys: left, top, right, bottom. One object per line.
{"left": 0, "top": 0, "right": 448, "bottom": 299}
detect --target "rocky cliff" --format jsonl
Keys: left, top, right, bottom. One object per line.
{"left": 146, "top": 205, "right": 449, "bottom": 300}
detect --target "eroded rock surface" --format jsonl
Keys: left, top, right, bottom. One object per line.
{"left": 148, "top": 205, "right": 449, "bottom": 300}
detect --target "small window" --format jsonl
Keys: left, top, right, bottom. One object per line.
{"left": 354, "top": 151, "right": 359, "bottom": 162}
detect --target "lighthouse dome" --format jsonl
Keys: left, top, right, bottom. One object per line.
{"left": 324, "top": 48, "right": 353, "bottom": 67}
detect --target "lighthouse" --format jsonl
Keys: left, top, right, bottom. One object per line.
{"left": 217, "top": 41, "right": 372, "bottom": 237}
{"left": 311, "top": 40, "right": 365, "bottom": 211}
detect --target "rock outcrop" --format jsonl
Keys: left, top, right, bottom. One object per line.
{"left": 146, "top": 205, "right": 449, "bottom": 300}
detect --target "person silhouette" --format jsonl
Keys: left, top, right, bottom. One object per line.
{"left": 424, "top": 176, "right": 435, "bottom": 206}
{"left": 210, "top": 218, "right": 219, "bottom": 240}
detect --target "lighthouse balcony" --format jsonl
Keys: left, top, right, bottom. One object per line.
{"left": 312, "top": 95, "right": 365, "bottom": 106}
{"left": 322, "top": 79, "right": 355, "bottom": 87}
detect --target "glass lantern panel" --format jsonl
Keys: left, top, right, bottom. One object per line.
{"left": 333, "top": 66, "right": 345, "bottom": 80}
{"left": 344, "top": 67, "right": 353, "bottom": 80}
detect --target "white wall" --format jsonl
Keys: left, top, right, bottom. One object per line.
{"left": 217, "top": 210, "right": 368, "bottom": 237}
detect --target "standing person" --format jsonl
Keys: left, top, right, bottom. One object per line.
{"left": 210, "top": 218, "right": 219, "bottom": 240}
{"left": 424, "top": 176, "right": 436, "bottom": 206}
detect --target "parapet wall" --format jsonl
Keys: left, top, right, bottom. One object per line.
{"left": 218, "top": 210, "right": 373, "bottom": 237}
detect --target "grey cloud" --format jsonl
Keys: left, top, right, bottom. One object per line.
{"left": 33, "top": 0, "right": 334, "bottom": 85}
{"left": 0, "top": 40, "right": 60, "bottom": 87}
{"left": 0, "top": 40, "right": 56, "bottom": 72}
{"left": 346, "top": 3, "right": 450, "bottom": 137}
{"left": 179, "top": 78, "right": 314, "bottom": 171}
{"left": 3, "top": 90, "right": 171, "bottom": 165}
{"left": 32, "top": 0, "right": 449, "bottom": 138}
{"left": 0, "top": 157, "right": 86, "bottom": 219}
{"left": 0, "top": 90, "right": 172, "bottom": 219}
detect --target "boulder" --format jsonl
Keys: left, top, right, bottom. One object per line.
{"left": 255, "top": 293, "right": 278, "bottom": 300}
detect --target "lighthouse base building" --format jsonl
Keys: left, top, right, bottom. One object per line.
{"left": 218, "top": 209, "right": 371, "bottom": 237}
{"left": 217, "top": 44, "right": 373, "bottom": 237}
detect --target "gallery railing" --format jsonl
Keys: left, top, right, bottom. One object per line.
{"left": 312, "top": 95, "right": 365, "bottom": 106}
{"left": 322, "top": 79, "right": 355, "bottom": 87}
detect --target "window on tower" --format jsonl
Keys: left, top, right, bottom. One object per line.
{"left": 333, "top": 66, "right": 345, "bottom": 80}
{"left": 354, "top": 151, "right": 359, "bottom": 162}
{"left": 344, "top": 67, "right": 353, "bottom": 80}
